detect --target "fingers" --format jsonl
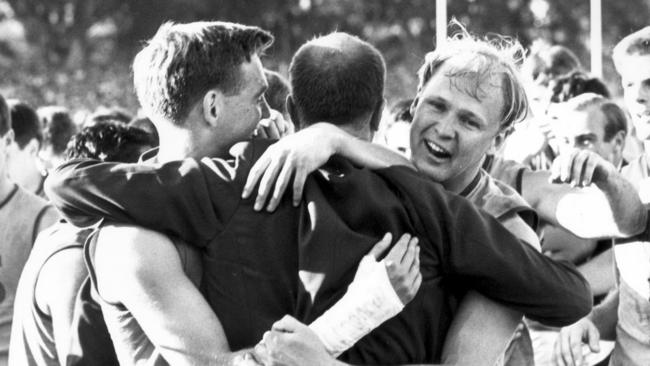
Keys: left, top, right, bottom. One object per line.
{"left": 559, "top": 149, "right": 578, "bottom": 184}
{"left": 254, "top": 155, "right": 285, "bottom": 211}
{"left": 368, "top": 233, "right": 392, "bottom": 259}
{"left": 580, "top": 153, "right": 599, "bottom": 187}
{"left": 400, "top": 237, "right": 418, "bottom": 268}
{"left": 587, "top": 322, "right": 601, "bottom": 353}
{"left": 384, "top": 233, "right": 412, "bottom": 264}
{"left": 559, "top": 328, "right": 575, "bottom": 366}
{"left": 292, "top": 168, "right": 308, "bottom": 206}
{"left": 243, "top": 155, "right": 272, "bottom": 199}
{"left": 272, "top": 315, "right": 302, "bottom": 333}
{"left": 569, "top": 151, "right": 589, "bottom": 187}
{"left": 267, "top": 159, "right": 294, "bottom": 212}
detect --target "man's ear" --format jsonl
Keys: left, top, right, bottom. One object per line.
{"left": 203, "top": 90, "right": 223, "bottom": 127}
{"left": 613, "top": 130, "right": 627, "bottom": 152}
{"left": 369, "top": 98, "right": 386, "bottom": 132}
{"left": 488, "top": 128, "right": 510, "bottom": 154}
{"left": 286, "top": 95, "right": 300, "bottom": 131}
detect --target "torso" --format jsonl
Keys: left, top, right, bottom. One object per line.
{"left": 0, "top": 184, "right": 53, "bottom": 364}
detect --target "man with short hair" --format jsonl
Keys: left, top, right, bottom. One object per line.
{"left": 47, "top": 28, "right": 591, "bottom": 365}
{"left": 37, "top": 106, "right": 77, "bottom": 177}
{"left": 6, "top": 101, "right": 46, "bottom": 197}
{"left": 9, "top": 122, "right": 155, "bottom": 366}
{"left": 554, "top": 26, "right": 650, "bottom": 366}
{"left": 0, "top": 94, "right": 59, "bottom": 365}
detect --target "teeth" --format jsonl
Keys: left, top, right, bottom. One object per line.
{"left": 426, "top": 140, "right": 449, "bottom": 154}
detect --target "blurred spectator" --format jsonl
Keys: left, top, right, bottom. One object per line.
{"left": 524, "top": 43, "right": 582, "bottom": 87}
{"left": 67, "top": 121, "right": 155, "bottom": 162}
{"left": 557, "top": 93, "right": 627, "bottom": 167}
{"left": 37, "top": 106, "right": 77, "bottom": 175}
{"left": 0, "top": 92, "right": 59, "bottom": 365}
{"left": 264, "top": 69, "right": 291, "bottom": 118}
{"left": 6, "top": 100, "right": 46, "bottom": 197}
{"left": 10, "top": 122, "right": 156, "bottom": 365}
{"left": 549, "top": 71, "right": 610, "bottom": 103}
{"left": 129, "top": 116, "right": 159, "bottom": 148}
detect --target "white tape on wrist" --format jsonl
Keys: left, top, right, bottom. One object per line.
{"left": 309, "top": 255, "right": 404, "bottom": 356}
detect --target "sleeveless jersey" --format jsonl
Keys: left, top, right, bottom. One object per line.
{"left": 0, "top": 184, "right": 55, "bottom": 364}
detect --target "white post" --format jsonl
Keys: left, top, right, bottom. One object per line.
{"left": 436, "top": 0, "right": 447, "bottom": 48}
{"left": 590, "top": 0, "right": 602, "bottom": 78}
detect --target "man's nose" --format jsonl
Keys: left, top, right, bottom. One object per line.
{"left": 434, "top": 115, "right": 455, "bottom": 139}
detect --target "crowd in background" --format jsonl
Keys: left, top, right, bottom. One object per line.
{"left": 0, "top": 18, "right": 649, "bottom": 366}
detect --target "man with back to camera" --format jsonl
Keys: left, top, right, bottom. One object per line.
{"left": 9, "top": 121, "right": 156, "bottom": 366}
{"left": 46, "top": 24, "right": 592, "bottom": 365}
{"left": 45, "top": 22, "right": 423, "bottom": 366}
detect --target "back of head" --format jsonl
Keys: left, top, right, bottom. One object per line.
{"left": 613, "top": 26, "right": 650, "bottom": 71}
{"left": 289, "top": 32, "right": 386, "bottom": 129}
{"left": 264, "top": 69, "right": 290, "bottom": 117}
{"left": 8, "top": 100, "right": 42, "bottom": 148}
{"left": 66, "top": 121, "right": 155, "bottom": 163}
{"left": 129, "top": 116, "right": 159, "bottom": 147}
{"left": 133, "top": 21, "right": 273, "bottom": 126}
{"left": 417, "top": 23, "right": 528, "bottom": 132}
{"left": 549, "top": 70, "right": 610, "bottom": 103}
{"left": 566, "top": 93, "right": 627, "bottom": 141}
{"left": 37, "top": 106, "right": 77, "bottom": 157}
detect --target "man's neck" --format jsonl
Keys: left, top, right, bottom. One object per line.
{"left": 156, "top": 126, "right": 226, "bottom": 163}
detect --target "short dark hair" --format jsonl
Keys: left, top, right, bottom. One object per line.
{"left": 133, "top": 21, "right": 273, "bottom": 125}
{"left": 0, "top": 94, "right": 9, "bottom": 136}
{"left": 289, "top": 32, "right": 385, "bottom": 127}
{"left": 613, "top": 26, "right": 650, "bottom": 71}
{"left": 549, "top": 71, "right": 610, "bottom": 103}
{"left": 66, "top": 121, "right": 154, "bottom": 163}
{"left": 129, "top": 116, "right": 159, "bottom": 147}
{"left": 38, "top": 106, "right": 77, "bottom": 156}
{"left": 264, "top": 69, "right": 290, "bottom": 116}
{"left": 527, "top": 44, "right": 582, "bottom": 84}
{"left": 8, "top": 100, "right": 42, "bottom": 148}
{"left": 566, "top": 93, "right": 627, "bottom": 142}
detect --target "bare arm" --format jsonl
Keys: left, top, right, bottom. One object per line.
{"left": 94, "top": 225, "right": 245, "bottom": 365}
{"left": 35, "top": 248, "right": 87, "bottom": 365}
{"left": 243, "top": 123, "right": 412, "bottom": 211}
{"left": 442, "top": 291, "right": 521, "bottom": 366}
{"left": 522, "top": 149, "right": 646, "bottom": 239}
{"left": 577, "top": 248, "right": 615, "bottom": 297}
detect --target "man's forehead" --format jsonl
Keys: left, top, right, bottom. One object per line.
{"left": 239, "top": 55, "right": 267, "bottom": 90}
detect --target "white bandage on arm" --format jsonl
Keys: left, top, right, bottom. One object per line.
{"left": 309, "top": 255, "right": 404, "bottom": 357}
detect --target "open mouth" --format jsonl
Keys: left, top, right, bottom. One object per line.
{"left": 424, "top": 140, "right": 452, "bottom": 159}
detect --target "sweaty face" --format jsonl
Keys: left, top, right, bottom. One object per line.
{"left": 619, "top": 55, "right": 650, "bottom": 141}
{"left": 558, "top": 106, "right": 619, "bottom": 164}
{"left": 410, "top": 62, "right": 504, "bottom": 193}
{"left": 220, "top": 54, "right": 270, "bottom": 142}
